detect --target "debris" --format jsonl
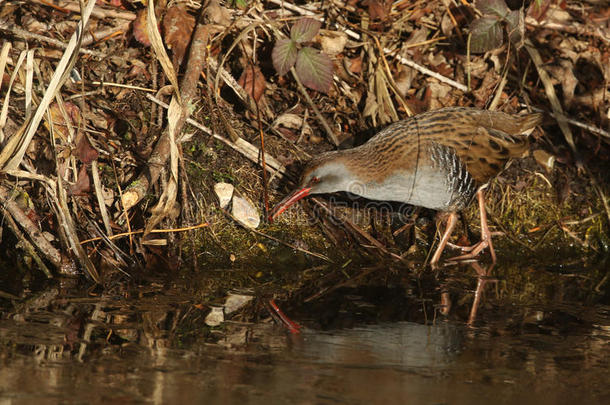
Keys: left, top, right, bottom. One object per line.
{"left": 214, "top": 182, "right": 234, "bottom": 209}
{"left": 232, "top": 196, "right": 260, "bottom": 229}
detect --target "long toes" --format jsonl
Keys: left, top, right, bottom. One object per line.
{"left": 447, "top": 240, "right": 489, "bottom": 262}
{"left": 446, "top": 242, "right": 476, "bottom": 252}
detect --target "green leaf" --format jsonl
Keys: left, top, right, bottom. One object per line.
{"left": 272, "top": 38, "right": 298, "bottom": 76}
{"left": 506, "top": 9, "right": 524, "bottom": 48}
{"left": 470, "top": 16, "right": 504, "bottom": 53}
{"left": 295, "top": 47, "right": 333, "bottom": 93}
{"left": 291, "top": 18, "right": 321, "bottom": 43}
{"left": 229, "top": 0, "right": 248, "bottom": 9}
{"left": 477, "top": 0, "right": 510, "bottom": 18}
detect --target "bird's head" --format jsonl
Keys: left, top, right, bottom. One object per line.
{"left": 269, "top": 152, "right": 350, "bottom": 221}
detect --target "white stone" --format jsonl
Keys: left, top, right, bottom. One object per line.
{"left": 232, "top": 196, "right": 260, "bottom": 229}
{"left": 214, "top": 182, "right": 234, "bottom": 209}
{"left": 224, "top": 294, "right": 254, "bottom": 315}
{"left": 205, "top": 306, "right": 224, "bottom": 327}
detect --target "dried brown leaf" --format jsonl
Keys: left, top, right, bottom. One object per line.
{"left": 46, "top": 102, "right": 79, "bottom": 141}
{"left": 238, "top": 66, "right": 266, "bottom": 102}
{"left": 75, "top": 135, "right": 98, "bottom": 165}
{"left": 162, "top": 5, "right": 195, "bottom": 65}
{"left": 348, "top": 56, "right": 362, "bottom": 74}
{"left": 70, "top": 165, "right": 91, "bottom": 196}
{"left": 132, "top": 9, "right": 151, "bottom": 47}
{"left": 318, "top": 30, "right": 347, "bottom": 56}
{"left": 363, "top": 0, "right": 391, "bottom": 21}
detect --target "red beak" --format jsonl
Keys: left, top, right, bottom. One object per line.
{"left": 268, "top": 186, "right": 312, "bottom": 222}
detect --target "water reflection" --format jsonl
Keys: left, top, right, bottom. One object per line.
{"left": 1, "top": 318, "right": 607, "bottom": 404}
{"left": 0, "top": 260, "right": 608, "bottom": 404}
{"left": 290, "top": 322, "right": 461, "bottom": 371}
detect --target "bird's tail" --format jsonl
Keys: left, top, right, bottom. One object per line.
{"left": 513, "top": 112, "right": 544, "bottom": 135}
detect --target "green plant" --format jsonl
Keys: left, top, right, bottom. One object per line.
{"left": 272, "top": 18, "right": 334, "bottom": 93}
{"left": 469, "top": 0, "right": 525, "bottom": 53}
{"left": 229, "top": 0, "right": 248, "bottom": 9}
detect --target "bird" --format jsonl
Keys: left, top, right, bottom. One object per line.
{"left": 269, "top": 107, "right": 543, "bottom": 264}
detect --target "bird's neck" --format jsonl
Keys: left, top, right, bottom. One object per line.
{"left": 309, "top": 151, "right": 367, "bottom": 195}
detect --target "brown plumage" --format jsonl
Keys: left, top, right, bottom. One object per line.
{"left": 271, "top": 107, "right": 543, "bottom": 264}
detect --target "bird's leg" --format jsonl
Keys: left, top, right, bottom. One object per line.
{"left": 430, "top": 212, "right": 458, "bottom": 265}
{"left": 449, "top": 189, "right": 497, "bottom": 263}
{"left": 467, "top": 261, "right": 496, "bottom": 325}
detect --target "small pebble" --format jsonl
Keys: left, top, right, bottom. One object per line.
{"left": 214, "top": 182, "right": 234, "bottom": 209}
{"left": 232, "top": 196, "right": 260, "bottom": 229}
{"left": 205, "top": 306, "right": 224, "bottom": 327}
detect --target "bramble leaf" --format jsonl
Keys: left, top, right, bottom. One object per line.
{"left": 477, "top": 0, "right": 510, "bottom": 18}
{"left": 272, "top": 38, "right": 298, "bottom": 76}
{"left": 295, "top": 47, "right": 333, "bottom": 93}
{"left": 470, "top": 16, "right": 504, "bottom": 53}
{"left": 506, "top": 9, "right": 524, "bottom": 48}
{"left": 291, "top": 18, "right": 321, "bottom": 43}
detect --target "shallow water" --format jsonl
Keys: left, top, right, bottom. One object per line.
{"left": 0, "top": 262, "right": 608, "bottom": 405}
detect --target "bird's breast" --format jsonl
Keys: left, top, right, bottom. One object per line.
{"left": 344, "top": 143, "right": 477, "bottom": 211}
{"left": 358, "top": 165, "right": 472, "bottom": 211}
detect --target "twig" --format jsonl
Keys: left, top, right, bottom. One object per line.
{"left": 81, "top": 22, "right": 131, "bottom": 46}
{"left": 526, "top": 16, "right": 610, "bottom": 44}
{"left": 146, "top": 94, "right": 289, "bottom": 178}
{"left": 269, "top": 0, "right": 469, "bottom": 92}
{"left": 221, "top": 209, "right": 331, "bottom": 262}
{"left": 290, "top": 66, "right": 339, "bottom": 146}
{"left": 32, "top": 0, "right": 137, "bottom": 21}
{"left": 527, "top": 105, "right": 610, "bottom": 140}
{"left": 121, "top": 2, "right": 212, "bottom": 211}
{"left": 80, "top": 222, "right": 210, "bottom": 244}
{"left": 0, "top": 189, "right": 55, "bottom": 278}
{"left": 388, "top": 49, "right": 468, "bottom": 92}
{"left": 525, "top": 40, "right": 577, "bottom": 156}
{"left": 0, "top": 21, "right": 106, "bottom": 58}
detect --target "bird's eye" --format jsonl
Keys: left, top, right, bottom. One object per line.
{"left": 311, "top": 176, "right": 320, "bottom": 184}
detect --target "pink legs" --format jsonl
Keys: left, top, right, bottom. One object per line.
{"left": 429, "top": 189, "right": 497, "bottom": 265}
{"left": 430, "top": 211, "right": 458, "bottom": 265}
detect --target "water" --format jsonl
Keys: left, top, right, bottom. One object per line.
{"left": 0, "top": 262, "right": 608, "bottom": 404}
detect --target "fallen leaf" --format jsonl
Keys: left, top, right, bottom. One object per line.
{"left": 238, "top": 65, "right": 266, "bottom": 102}
{"left": 272, "top": 113, "right": 313, "bottom": 142}
{"left": 70, "top": 165, "right": 91, "bottom": 196}
{"left": 207, "top": 0, "right": 232, "bottom": 27}
{"left": 348, "top": 56, "right": 362, "bottom": 74}
{"left": 132, "top": 9, "right": 151, "bottom": 47}
{"left": 163, "top": 4, "right": 196, "bottom": 66}
{"left": 75, "top": 135, "right": 99, "bottom": 165}
{"left": 318, "top": 29, "right": 347, "bottom": 56}
{"left": 46, "top": 102, "right": 80, "bottom": 141}
{"left": 363, "top": 0, "right": 391, "bottom": 21}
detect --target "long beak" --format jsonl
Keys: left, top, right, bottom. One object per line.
{"left": 268, "top": 186, "right": 312, "bottom": 222}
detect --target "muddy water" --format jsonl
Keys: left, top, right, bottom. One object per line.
{"left": 0, "top": 262, "right": 608, "bottom": 405}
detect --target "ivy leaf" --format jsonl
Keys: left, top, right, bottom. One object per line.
{"left": 295, "top": 47, "right": 333, "bottom": 93}
{"left": 272, "top": 38, "right": 298, "bottom": 76}
{"left": 291, "top": 18, "right": 321, "bottom": 43}
{"left": 476, "top": 0, "right": 510, "bottom": 18}
{"left": 470, "top": 16, "right": 504, "bottom": 53}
